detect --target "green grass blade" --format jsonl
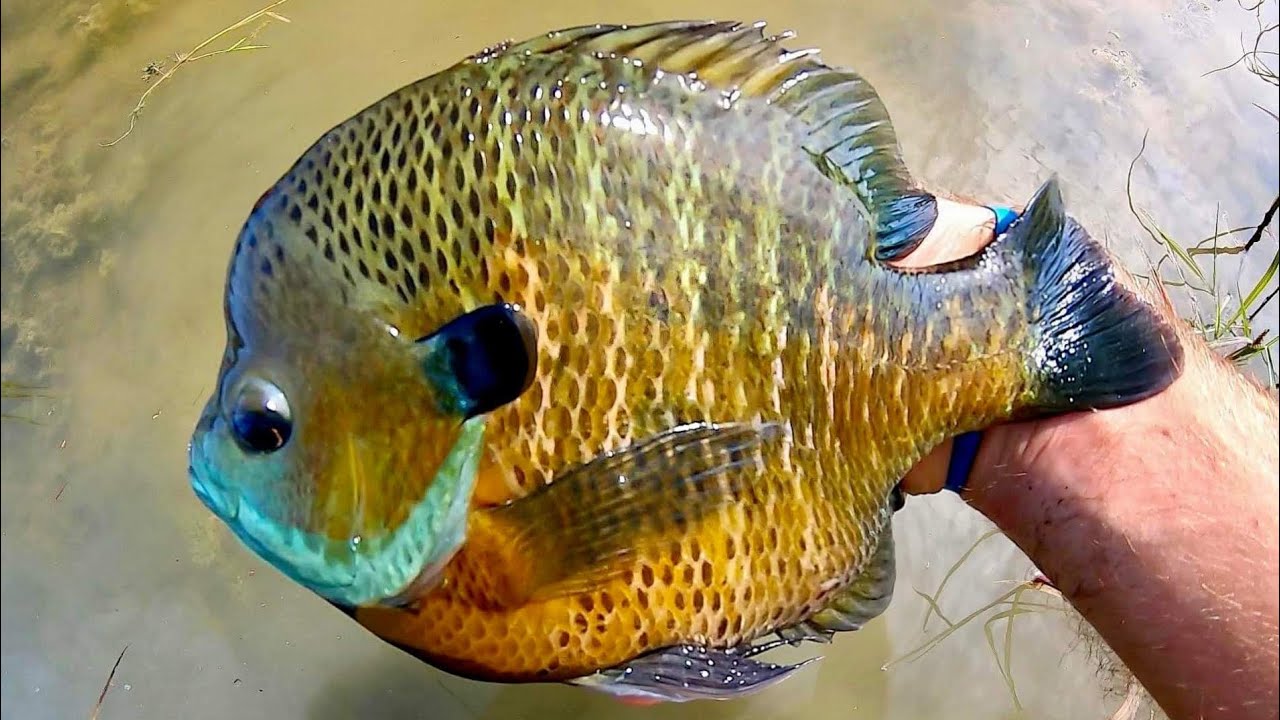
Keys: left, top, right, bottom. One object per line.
{"left": 1224, "top": 250, "right": 1278, "bottom": 329}
{"left": 918, "top": 528, "right": 1002, "bottom": 632}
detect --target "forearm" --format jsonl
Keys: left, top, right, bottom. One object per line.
{"left": 969, "top": 335, "right": 1280, "bottom": 720}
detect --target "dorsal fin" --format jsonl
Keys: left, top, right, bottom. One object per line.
{"left": 480, "top": 21, "right": 937, "bottom": 257}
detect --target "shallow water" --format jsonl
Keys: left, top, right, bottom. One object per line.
{"left": 1, "top": 1, "right": 1276, "bottom": 719}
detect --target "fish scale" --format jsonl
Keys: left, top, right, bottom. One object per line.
{"left": 292, "top": 33, "right": 900, "bottom": 665}
{"left": 188, "top": 20, "right": 1183, "bottom": 702}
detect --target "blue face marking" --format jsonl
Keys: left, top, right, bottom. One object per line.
{"left": 189, "top": 410, "right": 488, "bottom": 607}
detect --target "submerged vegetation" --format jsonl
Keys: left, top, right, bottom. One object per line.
{"left": 1204, "top": 0, "right": 1279, "bottom": 98}
{"left": 0, "top": 380, "right": 52, "bottom": 423}
{"left": 1, "top": 0, "right": 160, "bottom": 388}
{"left": 1128, "top": 131, "right": 1278, "bottom": 387}
{"left": 2, "top": 0, "right": 292, "bottom": 410}
{"left": 882, "top": 530, "right": 1068, "bottom": 713}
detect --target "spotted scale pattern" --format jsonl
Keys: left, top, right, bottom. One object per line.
{"left": 227, "top": 22, "right": 1041, "bottom": 681}
{"left": 252, "top": 25, "right": 1039, "bottom": 676}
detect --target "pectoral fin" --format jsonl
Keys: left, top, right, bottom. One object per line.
{"left": 476, "top": 421, "right": 786, "bottom": 606}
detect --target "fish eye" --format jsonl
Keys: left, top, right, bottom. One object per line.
{"left": 229, "top": 376, "right": 293, "bottom": 453}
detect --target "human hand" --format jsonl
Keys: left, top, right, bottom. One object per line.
{"left": 888, "top": 193, "right": 1213, "bottom": 500}
{"left": 886, "top": 196, "right": 1005, "bottom": 495}
{"left": 890, "top": 195, "right": 1278, "bottom": 720}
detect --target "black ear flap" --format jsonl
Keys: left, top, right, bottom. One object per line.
{"left": 416, "top": 303, "right": 539, "bottom": 418}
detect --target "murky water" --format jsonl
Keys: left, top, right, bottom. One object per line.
{"left": 2, "top": 1, "right": 1276, "bottom": 719}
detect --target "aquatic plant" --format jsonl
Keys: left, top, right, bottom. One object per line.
{"left": 1128, "top": 132, "right": 1278, "bottom": 388}
{"left": 0, "top": 380, "right": 52, "bottom": 423}
{"left": 101, "top": 0, "right": 292, "bottom": 147}
{"left": 1203, "top": 0, "right": 1279, "bottom": 101}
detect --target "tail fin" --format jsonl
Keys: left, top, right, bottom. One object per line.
{"left": 1008, "top": 177, "right": 1184, "bottom": 414}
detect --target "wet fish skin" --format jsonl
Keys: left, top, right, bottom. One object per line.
{"left": 187, "top": 20, "right": 1184, "bottom": 700}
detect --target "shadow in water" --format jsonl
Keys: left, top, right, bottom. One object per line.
{"left": 308, "top": 625, "right": 891, "bottom": 720}
{"left": 306, "top": 642, "right": 491, "bottom": 720}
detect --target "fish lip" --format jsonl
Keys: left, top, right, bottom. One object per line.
{"left": 188, "top": 420, "right": 239, "bottom": 522}
{"left": 187, "top": 447, "right": 343, "bottom": 595}
{"left": 184, "top": 410, "right": 351, "bottom": 595}
{"left": 189, "top": 458, "right": 234, "bottom": 520}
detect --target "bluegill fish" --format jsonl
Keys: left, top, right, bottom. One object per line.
{"left": 187, "top": 21, "right": 1183, "bottom": 703}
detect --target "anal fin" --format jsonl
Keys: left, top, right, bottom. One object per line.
{"left": 779, "top": 520, "right": 897, "bottom": 644}
{"left": 567, "top": 643, "right": 815, "bottom": 703}
{"left": 565, "top": 518, "right": 896, "bottom": 703}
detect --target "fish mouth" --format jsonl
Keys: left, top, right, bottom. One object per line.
{"left": 190, "top": 465, "right": 238, "bottom": 521}
{"left": 187, "top": 414, "right": 487, "bottom": 608}
{"left": 188, "top": 431, "right": 240, "bottom": 524}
